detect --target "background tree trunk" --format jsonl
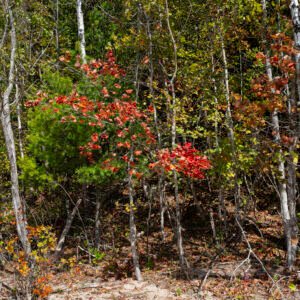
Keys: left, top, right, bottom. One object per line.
{"left": 128, "top": 147, "right": 143, "bottom": 281}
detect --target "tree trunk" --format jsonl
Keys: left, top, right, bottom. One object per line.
{"left": 54, "top": 0, "right": 60, "bottom": 57}
{"left": 128, "top": 147, "right": 142, "bottom": 281}
{"left": 210, "top": 53, "right": 219, "bottom": 148}
{"left": 220, "top": 35, "right": 241, "bottom": 216}
{"left": 94, "top": 189, "right": 101, "bottom": 250}
{"left": 286, "top": 153, "right": 298, "bottom": 269}
{"left": 54, "top": 197, "right": 82, "bottom": 259}
{"left": 0, "top": 0, "right": 31, "bottom": 257}
{"left": 165, "top": 0, "right": 188, "bottom": 273}
{"left": 143, "top": 5, "right": 161, "bottom": 147}
{"left": 76, "top": 0, "right": 86, "bottom": 64}
{"left": 263, "top": 0, "right": 298, "bottom": 270}
{"left": 15, "top": 84, "right": 24, "bottom": 159}
{"left": 158, "top": 175, "right": 166, "bottom": 241}
{"left": 143, "top": 4, "right": 167, "bottom": 242}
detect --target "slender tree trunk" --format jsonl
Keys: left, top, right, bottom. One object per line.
{"left": 15, "top": 84, "right": 24, "bottom": 159}
{"left": 128, "top": 147, "right": 142, "bottom": 281}
{"left": 143, "top": 180, "right": 153, "bottom": 261}
{"left": 159, "top": 175, "right": 166, "bottom": 241}
{"left": 263, "top": 0, "right": 298, "bottom": 270}
{"left": 220, "top": 36, "right": 241, "bottom": 212}
{"left": 54, "top": 197, "right": 82, "bottom": 259}
{"left": 135, "top": 4, "right": 142, "bottom": 102}
{"left": 285, "top": 69, "right": 298, "bottom": 270}
{"left": 0, "top": 0, "right": 31, "bottom": 257}
{"left": 54, "top": 0, "right": 60, "bottom": 57}
{"left": 221, "top": 40, "right": 234, "bottom": 143}
{"left": 289, "top": 5, "right": 300, "bottom": 244}
{"left": 211, "top": 53, "right": 219, "bottom": 148}
{"left": 76, "top": 0, "right": 86, "bottom": 64}
{"left": 165, "top": 0, "right": 188, "bottom": 272}
{"left": 144, "top": 6, "right": 161, "bottom": 147}
{"left": 142, "top": 5, "right": 167, "bottom": 241}
{"left": 94, "top": 189, "right": 101, "bottom": 250}
{"left": 289, "top": 0, "right": 300, "bottom": 186}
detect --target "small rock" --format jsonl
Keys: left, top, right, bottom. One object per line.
{"left": 146, "top": 289, "right": 171, "bottom": 300}
{"left": 144, "top": 284, "right": 158, "bottom": 292}
{"left": 123, "top": 283, "right": 136, "bottom": 290}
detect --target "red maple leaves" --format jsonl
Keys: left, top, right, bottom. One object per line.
{"left": 74, "top": 49, "right": 126, "bottom": 79}
{"left": 150, "top": 143, "right": 211, "bottom": 179}
{"left": 26, "top": 51, "right": 211, "bottom": 181}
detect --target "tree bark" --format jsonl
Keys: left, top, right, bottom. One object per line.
{"left": 0, "top": 0, "right": 31, "bottom": 257}
{"left": 54, "top": 0, "right": 60, "bottom": 57}
{"left": 15, "top": 84, "right": 24, "bottom": 159}
{"left": 165, "top": 0, "right": 188, "bottom": 273}
{"left": 128, "top": 147, "right": 143, "bottom": 281}
{"left": 76, "top": 0, "right": 86, "bottom": 64}
{"left": 54, "top": 197, "right": 82, "bottom": 259}
{"left": 94, "top": 189, "right": 101, "bottom": 250}
{"left": 220, "top": 34, "right": 241, "bottom": 219}
{"left": 263, "top": 0, "right": 298, "bottom": 270}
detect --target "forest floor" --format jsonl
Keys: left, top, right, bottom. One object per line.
{"left": 1, "top": 201, "right": 300, "bottom": 299}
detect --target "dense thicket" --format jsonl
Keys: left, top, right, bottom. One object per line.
{"left": 0, "top": 0, "right": 299, "bottom": 298}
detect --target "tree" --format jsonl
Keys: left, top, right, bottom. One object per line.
{"left": 0, "top": 0, "right": 31, "bottom": 258}
{"left": 76, "top": 0, "right": 86, "bottom": 63}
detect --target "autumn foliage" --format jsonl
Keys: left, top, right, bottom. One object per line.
{"left": 150, "top": 143, "right": 211, "bottom": 179}
{"left": 26, "top": 51, "right": 210, "bottom": 181}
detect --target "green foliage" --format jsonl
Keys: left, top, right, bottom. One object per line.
{"left": 88, "top": 247, "right": 105, "bottom": 265}
{"left": 19, "top": 156, "right": 53, "bottom": 191}
{"left": 26, "top": 105, "right": 89, "bottom": 177}
{"left": 42, "top": 69, "right": 73, "bottom": 96}
{"left": 0, "top": 146, "right": 10, "bottom": 199}
{"left": 76, "top": 164, "right": 121, "bottom": 185}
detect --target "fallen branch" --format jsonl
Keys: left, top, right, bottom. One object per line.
{"left": 234, "top": 216, "right": 285, "bottom": 299}
{"left": 52, "top": 282, "right": 103, "bottom": 294}
{"left": 54, "top": 197, "right": 83, "bottom": 260}
{"left": 0, "top": 281, "right": 14, "bottom": 292}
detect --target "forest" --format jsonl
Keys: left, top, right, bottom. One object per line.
{"left": 0, "top": 0, "right": 300, "bottom": 299}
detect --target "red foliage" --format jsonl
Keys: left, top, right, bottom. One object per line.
{"left": 150, "top": 143, "right": 211, "bottom": 179}
{"left": 26, "top": 51, "right": 211, "bottom": 182}
{"left": 27, "top": 51, "right": 156, "bottom": 174}
{"left": 234, "top": 33, "right": 296, "bottom": 128}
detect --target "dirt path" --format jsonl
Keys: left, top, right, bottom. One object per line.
{"left": 48, "top": 278, "right": 200, "bottom": 300}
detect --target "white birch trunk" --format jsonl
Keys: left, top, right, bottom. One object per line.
{"left": 220, "top": 36, "right": 241, "bottom": 215}
{"left": 263, "top": 0, "right": 297, "bottom": 270}
{"left": 15, "top": 84, "right": 24, "bottom": 159}
{"left": 221, "top": 40, "right": 234, "bottom": 144}
{"left": 76, "top": 0, "right": 86, "bottom": 64}
{"left": 0, "top": 0, "right": 31, "bottom": 257}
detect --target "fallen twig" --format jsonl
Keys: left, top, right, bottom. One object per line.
{"left": 234, "top": 216, "right": 285, "bottom": 300}
{"left": 0, "top": 281, "right": 14, "bottom": 292}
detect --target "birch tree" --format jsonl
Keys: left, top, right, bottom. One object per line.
{"left": 262, "top": 0, "right": 298, "bottom": 270}
{"left": 76, "top": 0, "right": 87, "bottom": 64}
{"left": 165, "top": 0, "right": 189, "bottom": 273}
{"left": 0, "top": 0, "right": 31, "bottom": 256}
